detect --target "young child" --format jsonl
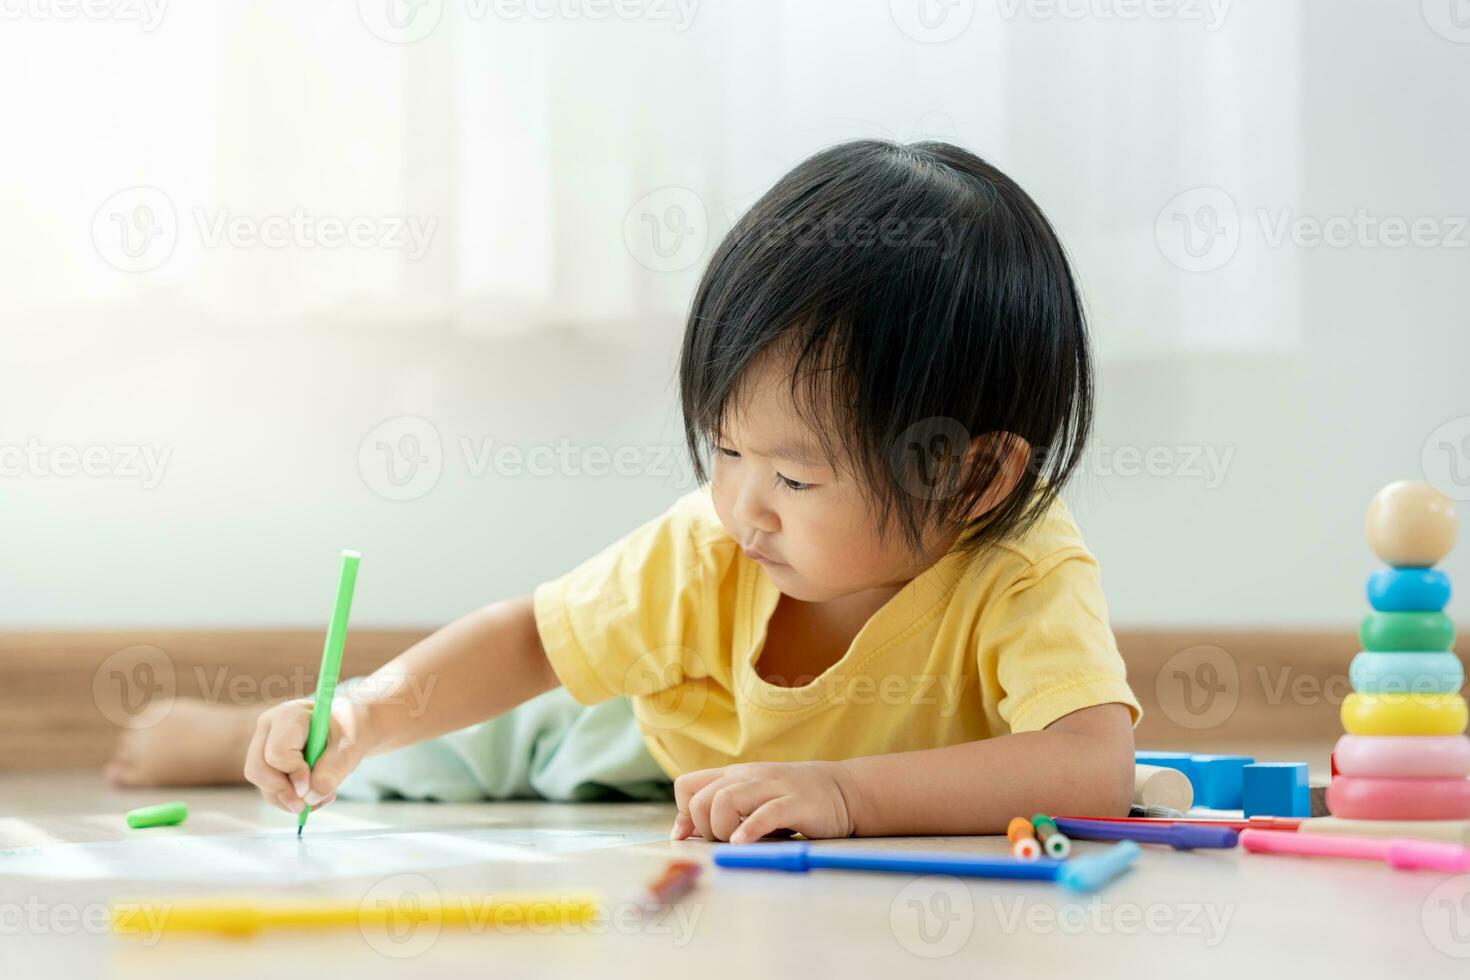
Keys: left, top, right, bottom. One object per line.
{"left": 108, "top": 139, "right": 1141, "bottom": 841}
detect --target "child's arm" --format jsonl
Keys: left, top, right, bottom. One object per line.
{"left": 671, "top": 703, "right": 1134, "bottom": 842}
{"left": 352, "top": 594, "right": 558, "bottom": 751}
{"left": 837, "top": 702, "right": 1136, "bottom": 835}
{"left": 243, "top": 594, "right": 558, "bottom": 813}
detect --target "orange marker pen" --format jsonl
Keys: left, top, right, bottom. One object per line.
{"left": 1007, "top": 816, "right": 1041, "bottom": 860}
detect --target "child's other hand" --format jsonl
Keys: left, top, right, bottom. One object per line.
{"left": 242, "top": 698, "right": 371, "bottom": 814}
{"left": 670, "top": 761, "right": 860, "bottom": 844}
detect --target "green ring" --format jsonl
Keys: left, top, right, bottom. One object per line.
{"left": 1360, "top": 612, "right": 1455, "bottom": 652}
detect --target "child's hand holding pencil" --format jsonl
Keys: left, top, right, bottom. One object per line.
{"left": 244, "top": 549, "right": 364, "bottom": 826}
{"left": 243, "top": 695, "right": 371, "bottom": 817}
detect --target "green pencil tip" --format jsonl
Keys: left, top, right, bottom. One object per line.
{"left": 297, "top": 824, "right": 303, "bottom": 839}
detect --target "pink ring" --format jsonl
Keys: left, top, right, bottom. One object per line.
{"left": 1326, "top": 776, "right": 1470, "bottom": 820}
{"left": 1333, "top": 735, "right": 1470, "bottom": 778}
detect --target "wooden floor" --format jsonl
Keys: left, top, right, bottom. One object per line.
{"left": 3, "top": 770, "right": 1467, "bottom": 977}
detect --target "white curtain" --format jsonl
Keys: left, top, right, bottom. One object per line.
{"left": 1016, "top": 2, "right": 1305, "bottom": 359}
{"left": 1, "top": 0, "right": 1302, "bottom": 356}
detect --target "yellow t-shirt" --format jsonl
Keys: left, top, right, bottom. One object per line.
{"left": 532, "top": 485, "right": 1141, "bottom": 778}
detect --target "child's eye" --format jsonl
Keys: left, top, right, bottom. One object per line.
{"left": 777, "top": 474, "right": 812, "bottom": 492}
{"left": 717, "top": 446, "right": 740, "bottom": 458}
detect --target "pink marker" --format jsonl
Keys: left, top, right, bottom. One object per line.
{"left": 1240, "top": 828, "right": 1470, "bottom": 873}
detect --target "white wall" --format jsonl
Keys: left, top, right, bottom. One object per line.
{"left": 1076, "top": 0, "right": 1470, "bottom": 625}
{"left": 1, "top": 318, "right": 693, "bottom": 626}
{"left": 2, "top": 0, "right": 1468, "bottom": 628}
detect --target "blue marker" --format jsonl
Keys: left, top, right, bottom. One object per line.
{"left": 712, "top": 840, "right": 1139, "bottom": 893}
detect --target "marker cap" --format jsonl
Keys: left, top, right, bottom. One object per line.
{"left": 1055, "top": 840, "right": 1140, "bottom": 893}
{"left": 126, "top": 801, "right": 188, "bottom": 829}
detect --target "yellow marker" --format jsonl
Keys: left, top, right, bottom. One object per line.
{"left": 112, "top": 894, "right": 600, "bottom": 937}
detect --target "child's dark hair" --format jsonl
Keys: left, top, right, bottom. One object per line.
{"left": 678, "top": 139, "right": 1092, "bottom": 568}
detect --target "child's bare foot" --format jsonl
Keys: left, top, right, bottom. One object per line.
{"left": 105, "top": 699, "right": 268, "bottom": 788}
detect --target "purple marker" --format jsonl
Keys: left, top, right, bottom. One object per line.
{"left": 1053, "top": 817, "right": 1239, "bottom": 850}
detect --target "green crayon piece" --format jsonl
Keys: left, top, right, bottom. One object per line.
{"left": 126, "top": 801, "right": 188, "bottom": 829}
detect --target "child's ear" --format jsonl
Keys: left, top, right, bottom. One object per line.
{"left": 964, "top": 432, "right": 1032, "bottom": 519}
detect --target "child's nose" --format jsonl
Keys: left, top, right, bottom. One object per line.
{"left": 732, "top": 481, "right": 780, "bottom": 535}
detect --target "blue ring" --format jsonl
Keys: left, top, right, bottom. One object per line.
{"left": 1367, "top": 567, "right": 1452, "bottom": 613}
{"left": 1349, "top": 651, "right": 1464, "bottom": 695}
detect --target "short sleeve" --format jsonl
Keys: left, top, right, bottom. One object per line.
{"left": 532, "top": 493, "right": 709, "bottom": 706}
{"left": 980, "top": 549, "right": 1142, "bottom": 734}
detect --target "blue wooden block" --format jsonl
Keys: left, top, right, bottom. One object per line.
{"left": 1134, "top": 751, "right": 1196, "bottom": 786}
{"left": 1242, "top": 762, "right": 1310, "bottom": 817}
{"left": 1189, "top": 754, "right": 1254, "bottom": 809}
{"left": 1366, "top": 567, "right": 1451, "bottom": 613}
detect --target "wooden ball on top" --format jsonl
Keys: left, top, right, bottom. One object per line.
{"left": 1366, "top": 480, "right": 1457, "bottom": 567}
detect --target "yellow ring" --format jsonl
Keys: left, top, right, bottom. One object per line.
{"left": 1340, "top": 692, "right": 1468, "bottom": 736}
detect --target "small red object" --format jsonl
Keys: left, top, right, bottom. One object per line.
{"left": 642, "top": 860, "right": 702, "bottom": 906}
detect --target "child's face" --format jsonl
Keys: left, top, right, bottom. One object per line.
{"left": 709, "top": 351, "right": 958, "bottom": 604}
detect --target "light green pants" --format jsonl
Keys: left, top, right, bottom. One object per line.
{"left": 335, "top": 683, "right": 673, "bottom": 803}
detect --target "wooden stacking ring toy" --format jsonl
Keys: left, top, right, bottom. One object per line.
{"left": 1339, "top": 692, "right": 1468, "bottom": 736}
{"left": 1359, "top": 612, "right": 1455, "bottom": 652}
{"left": 1366, "top": 567, "right": 1451, "bottom": 613}
{"left": 1331, "top": 734, "right": 1470, "bottom": 778}
{"left": 1325, "top": 775, "right": 1470, "bottom": 820}
{"left": 1365, "top": 481, "right": 1458, "bottom": 567}
{"left": 1348, "top": 651, "right": 1464, "bottom": 695}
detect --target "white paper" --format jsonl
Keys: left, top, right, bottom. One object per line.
{"left": 0, "top": 825, "right": 666, "bottom": 883}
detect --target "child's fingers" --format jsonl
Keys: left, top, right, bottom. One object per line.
{"left": 299, "top": 792, "right": 338, "bottom": 815}
{"left": 672, "top": 767, "right": 728, "bottom": 816}
{"left": 260, "top": 706, "right": 312, "bottom": 792}
{"left": 710, "top": 781, "right": 771, "bottom": 842}
{"left": 669, "top": 810, "right": 695, "bottom": 840}
{"left": 286, "top": 766, "right": 313, "bottom": 800}
{"left": 686, "top": 774, "right": 749, "bottom": 842}
{"left": 683, "top": 781, "right": 722, "bottom": 842}
{"left": 270, "top": 790, "right": 304, "bottom": 814}
{"left": 243, "top": 717, "right": 295, "bottom": 801}
{"left": 729, "top": 796, "right": 796, "bottom": 845}
{"left": 302, "top": 740, "right": 360, "bottom": 803}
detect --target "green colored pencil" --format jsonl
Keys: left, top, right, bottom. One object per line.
{"left": 298, "top": 549, "right": 360, "bottom": 837}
